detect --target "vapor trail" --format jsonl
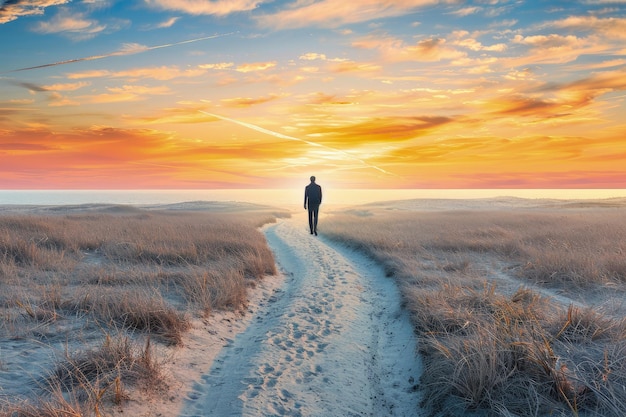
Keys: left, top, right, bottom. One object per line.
{"left": 200, "top": 110, "right": 397, "bottom": 177}
{"left": 5, "top": 32, "right": 235, "bottom": 73}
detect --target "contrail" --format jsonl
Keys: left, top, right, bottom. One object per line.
{"left": 4, "top": 32, "right": 235, "bottom": 73}
{"left": 200, "top": 110, "right": 397, "bottom": 177}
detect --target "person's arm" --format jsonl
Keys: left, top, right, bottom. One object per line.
{"left": 304, "top": 188, "right": 308, "bottom": 209}
{"left": 319, "top": 186, "right": 322, "bottom": 204}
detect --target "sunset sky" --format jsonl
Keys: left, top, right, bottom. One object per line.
{"left": 1, "top": 0, "right": 625, "bottom": 190}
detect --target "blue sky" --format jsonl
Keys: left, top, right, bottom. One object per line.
{"left": 0, "top": 0, "right": 625, "bottom": 189}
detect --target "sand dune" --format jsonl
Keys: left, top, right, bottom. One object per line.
{"left": 5, "top": 196, "right": 625, "bottom": 416}
{"left": 340, "top": 196, "right": 626, "bottom": 213}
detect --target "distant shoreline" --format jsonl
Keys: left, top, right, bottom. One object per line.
{"left": 2, "top": 193, "right": 626, "bottom": 216}
{"left": 2, "top": 188, "right": 626, "bottom": 209}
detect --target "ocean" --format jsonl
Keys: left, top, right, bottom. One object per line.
{"left": 1, "top": 189, "right": 626, "bottom": 208}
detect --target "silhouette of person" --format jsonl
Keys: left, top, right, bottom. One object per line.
{"left": 304, "top": 176, "right": 322, "bottom": 235}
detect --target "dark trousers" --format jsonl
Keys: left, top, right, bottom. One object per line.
{"left": 308, "top": 204, "right": 320, "bottom": 233}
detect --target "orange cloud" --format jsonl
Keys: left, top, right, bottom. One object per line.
{"left": 88, "top": 85, "right": 171, "bottom": 103}
{"left": 450, "top": 31, "right": 507, "bottom": 52}
{"left": 302, "top": 115, "right": 454, "bottom": 146}
{"left": 4, "top": 3, "right": 625, "bottom": 191}
{"left": 0, "top": 0, "right": 69, "bottom": 24}
{"left": 111, "top": 66, "right": 207, "bottom": 80}
{"left": 129, "top": 103, "right": 214, "bottom": 125}
{"left": 48, "top": 92, "right": 79, "bottom": 107}
{"left": 307, "top": 93, "right": 357, "bottom": 106}
{"left": 67, "top": 70, "right": 112, "bottom": 79}
{"left": 551, "top": 15, "right": 626, "bottom": 40}
{"left": 199, "top": 62, "right": 235, "bottom": 70}
{"left": 0, "top": 124, "right": 316, "bottom": 188}
{"left": 32, "top": 9, "right": 107, "bottom": 40}
{"left": 353, "top": 34, "right": 466, "bottom": 62}
{"left": 145, "top": 0, "right": 262, "bottom": 16}
{"left": 256, "top": 0, "right": 440, "bottom": 29}
{"left": 508, "top": 34, "right": 610, "bottom": 65}
{"left": 329, "top": 61, "right": 382, "bottom": 73}
{"left": 550, "top": 67, "right": 626, "bottom": 94}
{"left": 236, "top": 61, "right": 277, "bottom": 73}
{"left": 42, "top": 81, "right": 90, "bottom": 91}
{"left": 66, "top": 66, "right": 207, "bottom": 81}
{"left": 484, "top": 95, "right": 568, "bottom": 118}
{"left": 374, "top": 132, "right": 626, "bottom": 188}
{"left": 299, "top": 53, "right": 327, "bottom": 61}
{"left": 567, "top": 59, "right": 626, "bottom": 71}
{"left": 221, "top": 94, "right": 283, "bottom": 108}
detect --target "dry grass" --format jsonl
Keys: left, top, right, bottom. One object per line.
{"left": 62, "top": 288, "right": 190, "bottom": 345}
{"left": 0, "top": 204, "right": 286, "bottom": 416}
{"left": 323, "top": 205, "right": 626, "bottom": 417}
{"left": 0, "top": 395, "right": 87, "bottom": 417}
{"left": 325, "top": 210, "right": 626, "bottom": 287}
{"left": 47, "top": 335, "right": 162, "bottom": 406}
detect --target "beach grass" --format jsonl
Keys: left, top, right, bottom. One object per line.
{"left": 323, "top": 205, "right": 626, "bottom": 417}
{"left": 0, "top": 204, "right": 286, "bottom": 416}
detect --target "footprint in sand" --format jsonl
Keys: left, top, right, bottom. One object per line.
{"left": 180, "top": 216, "right": 422, "bottom": 417}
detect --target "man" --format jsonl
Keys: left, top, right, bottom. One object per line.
{"left": 304, "top": 175, "right": 322, "bottom": 235}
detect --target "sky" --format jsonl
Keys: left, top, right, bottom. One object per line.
{"left": 0, "top": 0, "right": 625, "bottom": 190}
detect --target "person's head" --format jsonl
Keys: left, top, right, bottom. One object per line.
{"left": 310, "top": 175, "right": 316, "bottom": 183}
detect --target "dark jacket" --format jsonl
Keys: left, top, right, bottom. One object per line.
{"left": 304, "top": 183, "right": 322, "bottom": 206}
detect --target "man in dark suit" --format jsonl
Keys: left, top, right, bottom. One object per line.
{"left": 304, "top": 176, "right": 322, "bottom": 235}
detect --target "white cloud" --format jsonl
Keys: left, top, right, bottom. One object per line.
{"left": 199, "top": 62, "right": 235, "bottom": 70}
{"left": 144, "top": 0, "right": 265, "bottom": 16}
{"left": 155, "top": 16, "right": 180, "bottom": 29}
{"left": 32, "top": 9, "right": 106, "bottom": 40}
{"left": 236, "top": 61, "right": 277, "bottom": 72}
{"left": 42, "top": 81, "right": 90, "bottom": 91}
{"left": 299, "top": 53, "right": 327, "bottom": 61}
{"left": 449, "top": 6, "right": 481, "bottom": 17}
{"left": 0, "top": 0, "right": 70, "bottom": 24}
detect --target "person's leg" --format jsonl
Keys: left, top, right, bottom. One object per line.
{"left": 308, "top": 208, "right": 314, "bottom": 234}
{"left": 312, "top": 205, "right": 319, "bottom": 235}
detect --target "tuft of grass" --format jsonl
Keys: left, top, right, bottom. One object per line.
{"left": 0, "top": 395, "right": 87, "bottom": 417}
{"left": 63, "top": 288, "right": 190, "bottom": 345}
{"left": 0, "top": 336, "right": 157, "bottom": 417}
{"left": 47, "top": 335, "right": 162, "bottom": 393}
{"left": 554, "top": 305, "right": 620, "bottom": 343}
{"left": 172, "top": 267, "right": 248, "bottom": 316}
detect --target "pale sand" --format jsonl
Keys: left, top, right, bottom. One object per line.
{"left": 167, "top": 198, "right": 626, "bottom": 417}
{"left": 5, "top": 197, "right": 625, "bottom": 416}
{"left": 107, "top": 212, "right": 422, "bottom": 417}
{"left": 179, "top": 213, "right": 421, "bottom": 417}
{"left": 107, "top": 266, "right": 287, "bottom": 417}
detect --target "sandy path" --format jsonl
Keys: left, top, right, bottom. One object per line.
{"left": 180, "top": 215, "right": 421, "bottom": 417}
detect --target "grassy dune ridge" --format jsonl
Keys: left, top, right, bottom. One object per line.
{"left": 323, "top": 204, "right": 626, "bottom": 417}
{"left": 0, "top": 203, "right": 287, "bottom": 416}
